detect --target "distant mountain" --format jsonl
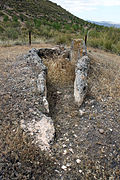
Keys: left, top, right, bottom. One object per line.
{"left": 88, "top": 21, "right": 120, "bottom": 28}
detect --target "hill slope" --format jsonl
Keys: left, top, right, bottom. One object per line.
{"left": 0, "top": 0, "right": 90, "bottom": 38}
{"left": 0, "top": 0, "right": 84, "bottom": 23}
{"left": 0, "top": 0, "right": 120, "bottom": 54}
{"left": 0, "top": 0, "right": 99, "bottom": 43}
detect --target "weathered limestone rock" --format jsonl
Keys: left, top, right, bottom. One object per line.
{"left": 26, "top": 48, "right": 49, "bottom": 113}
{"left": 21, "top": 113, "right": 55, "bottom": 151}
{"left": 26, "top": 48, "right": 47, "bottom": 71}
{"left": 70, "top": 39, "right": 87, "bottom": 62}
{"left": 20, "top": 48, "right": 54, "bottom": 150}
{"left": 74, "top": 55, "right": 90, "bottom": 106}
{"left": 70, "top": 39, "right": 89, "bottom": 106}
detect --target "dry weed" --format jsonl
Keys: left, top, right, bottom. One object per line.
{"left": 44, "top": 56, "right": 75, "bottom": 86}
{"left": 88, "top": 54, "right": 120, "bottom": 101}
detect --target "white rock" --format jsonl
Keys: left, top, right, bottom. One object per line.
{"left": 20, "top": 114, "right": 55, "bottom": 151}
{"left": 63, "top": 150, "right": 67, "bottom": 155}
{"left": 79, "top": 109, "right": 85, "bottom": 116}
{"left": 66, "top": 163, "right": 71, "bottom": 167}
{"left": 99, "top": 129, "right": 104, "bottom": 134}
{"left": 61, "top": 165, "right": 67, "bottom": 170}
{"left": 74, "top": 134, "right": 77, "bottom": 138}
{"left": 76, "top": 159, "right": 81, "bottom": 164}
{"left": 69, "top": 148, "right": 74, "bottom": 153}
{"left": 79, "top": 170, "right": 82, "bottom": 173}
{"left": 57, "top": 91, "right": 62, "bottom": 95}
{"left": 62, "top": 144, "right": 67, "bottom": 148}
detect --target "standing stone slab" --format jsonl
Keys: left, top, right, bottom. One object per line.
{"left": 70, "top": 39, "right": 87, "bottom": 62}
{"left": 74, "top": 56, "right": 90, "bottom": 106}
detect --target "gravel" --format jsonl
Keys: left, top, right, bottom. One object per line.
{"left": 0, "top": 45, "right": 120, "bottom": 179}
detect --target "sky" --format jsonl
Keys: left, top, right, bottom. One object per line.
{"left": 50, "top": 0, "right": 120, "bottom": 24}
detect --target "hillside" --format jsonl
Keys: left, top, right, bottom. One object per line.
{"left": 0, "top": 0, "right": 84, "bottom": 23}
{"left": 0, "top": 0, "right": 92, "bottom": 41}
{"left": 0, "top": 0, "right": 120, "bottom": 54}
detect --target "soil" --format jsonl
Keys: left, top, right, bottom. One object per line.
{"left": 0, "top": 44, "right": 120, "bottom": 180}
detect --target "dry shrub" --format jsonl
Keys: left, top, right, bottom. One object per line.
{"left": 44, "top": 56, "right": 75, "bottom": 86}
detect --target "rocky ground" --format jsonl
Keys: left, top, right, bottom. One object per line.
{"left": 0, "top": 44, "right": 120, "bottom": 179}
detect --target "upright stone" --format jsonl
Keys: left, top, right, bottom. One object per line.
{"left": 70, "top": 39, "right": 87, "bottom": 63}
{"left": 74, "top": 55, "right": 90, "bottom": 106}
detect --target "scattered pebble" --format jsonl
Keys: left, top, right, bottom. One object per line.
{"left": 66, "top": 163, "right": 71, "bottom": 167}
{"left": 79, "top": 109, "right": 85, "bottom": 116}
{"left": 61, "top": 165, "right": 67, "bottom": 171}
{"left": 57, "top": 91, "right": 62, "bottom": 95}
{"left": 62, "top": 144, "right": 67, "bottom": 148}
{"left": 76, "top": 159, "right": 81, "bottom": 164}
{"left": 69, "top": 148, "right": 74, "bottom": 153}
{"left": 73, "top": 134, "right": 77, "bottom": 138}
{"left": 55, "top": 170, "right": 59, "bottom": 173}
{"left": 79, "top": 170, "right": 82, "bottom": 173}
{"left": 99, "top": 129, "right": 104, "bottom": 134}
{"left": 63, "top": 150, "right": 67, "bottom": 155}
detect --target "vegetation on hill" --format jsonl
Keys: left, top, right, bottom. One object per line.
{"left": 0, "top": 0, "right": 120, "bottom": 54}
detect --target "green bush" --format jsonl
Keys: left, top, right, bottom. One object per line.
{"left": 39, "top": 26, "right": 54, "bottom": 38}
{"left": 72, "top": 24, "right": 79, "bottom": 31}
{"left": 6, "top": 28, "right": 19, "bottom": 40}
{"left": 34, "top": 19, "right": 41, "bottom": 29}
{"left": 88, "top": 38, "right": 100, "bottom": 48}
{"left": 89, "top": 30, "right": 100, "bottom": 38}
{"left": 3, "top": 15, "right": 9, "bottom": 22}
{"left": 20, "top": 14, "right": 24, "bottom": 22}
{"left": 13, "top": 15, "right": 18, "bottom": 22}
{"left": 64, "top": 24, "right": 71, "bottom": 31}
{"left": 114, "top": 41, "right": 120, "bottom": 54}
{"left": 55, "top": 34, "right": 72, "bottom": 45}
{"left": 52, "top": 22, "right": 61, "bottom": 31}
{"left": 104, "top": 40, "right": 112, "bottom": 51}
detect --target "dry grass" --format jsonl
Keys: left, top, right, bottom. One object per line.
{"left": 88, "top": 49, "right": 120, "bottom": 102}
{"left": 44, "top": 56, "right": 75, "bottom": 86}
{"left": 0, "top": 43, "right": 53, "bottom": 60}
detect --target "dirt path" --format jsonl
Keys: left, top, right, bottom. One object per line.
{"left": 0, "top": 45, "right": 120, "bottom": 179}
